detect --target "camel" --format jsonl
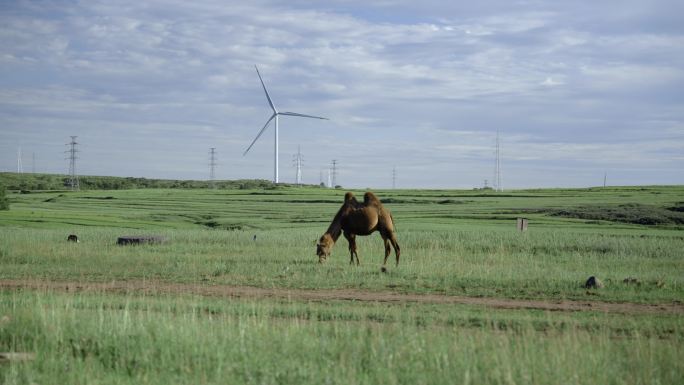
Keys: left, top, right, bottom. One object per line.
{"left": 316, "top": 191, "right": 400, "bottom": 266}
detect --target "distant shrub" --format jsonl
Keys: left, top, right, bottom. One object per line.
{"left": 0, "top": 172, "right": 283, "bottom": 191}
{"left": 668, "top": 202, "right": 684, "bottom": 213}
{"left": 548, "top": 204, "right": 684, "bottom": 226}
{"left": 0, "top": 184, "right": 8, "bottom": 210}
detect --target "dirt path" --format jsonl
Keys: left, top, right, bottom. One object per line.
{"left": 1, "top": 279, "right": 682, "bottom": 315}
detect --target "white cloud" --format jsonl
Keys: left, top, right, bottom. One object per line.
{"left": 541, "top": 77, "right": 563, "bottom": 86}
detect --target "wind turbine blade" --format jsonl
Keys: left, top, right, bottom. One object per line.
{"left": 255, "top": 65, "right": 277, "bottom": 113}
{"left": 243, "top": 113, "right": 276, "bottom": 156}
{"left": 279, "top": 111, "right": 328, "bottom": 120}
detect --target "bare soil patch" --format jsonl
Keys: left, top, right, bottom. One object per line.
{"left": 1, "top": 279, "right": 682, "bottom": 315}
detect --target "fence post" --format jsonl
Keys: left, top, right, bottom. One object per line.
{"left": 516, "top": 218, "right": 528, "bottom": 232}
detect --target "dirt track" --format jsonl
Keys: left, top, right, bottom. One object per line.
{"left": 1, "top": 279, "right": 682, "bottom": 315}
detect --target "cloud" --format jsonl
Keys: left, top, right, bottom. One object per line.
{"left": 1, "top": 0, "right": 683, "bottom": 187}
{"left": 541, "top": 77, "right": 563, "bottom": 86}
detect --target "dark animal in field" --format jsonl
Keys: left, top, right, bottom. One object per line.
{"left": 317, "top": 191, "right": 400, "bottom": 267}
{"left": 67, "top": 234, "right": 79, "bottom": 243}
{"left": 584, "top": 276, "right": 604, "bottom": 289}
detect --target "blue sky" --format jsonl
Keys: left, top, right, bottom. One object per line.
{"left": 1, "top": 0, "right": 682, "bottom": 188}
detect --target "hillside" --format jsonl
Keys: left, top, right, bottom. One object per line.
{"left": 0, "top": 172, "right": 294, "bottom": 191}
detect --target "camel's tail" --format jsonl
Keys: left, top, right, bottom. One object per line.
{"left": 390, "top": 212, "right": 397, "bottom": 231}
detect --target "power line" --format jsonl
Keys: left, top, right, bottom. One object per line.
{"left": 66, "top": 136, "right": 79, "bottom": 191}
{"left": 16, "top": 147, "right": 23, "bottom": 173}
{"left": 292, "top": 146, "right": 303, "bottom": 186}
{"left": 392, "top": 166, "right": 397, "bottom": 189}
{"left": 209, "top": 148, "right": 217, "bottom": 188}
{"left": 327, "top": 168, "right": 332, "bottom": 188}
{"left": 494, "top": 130, "right": 502, "bottom": 192}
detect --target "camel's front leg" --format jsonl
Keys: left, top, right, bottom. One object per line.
{"left": 344, "top": 232, "right": 359, "bottom": 265}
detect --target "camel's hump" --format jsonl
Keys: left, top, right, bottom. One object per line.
{"left": 344, "top": 192, "right": 355, "bottom": 202}
{"left": 363, "top": 192, "right": 382, "bottom": 206}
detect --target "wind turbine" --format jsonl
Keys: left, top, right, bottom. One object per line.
{"left": 244, "top": 65, "right": 328, "bottom": 183}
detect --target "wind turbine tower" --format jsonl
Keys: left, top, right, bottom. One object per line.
{"left": 243, "top": 66, "right": 328, "bottom": 183}
{"left": 292, "top": 146, "right": 303, "bottom": 185}
{"left": 66, "top": 136, "right": 79, "bottom": 191}
{"left": 494, "top": 130, "right": 502, "bottom": 192}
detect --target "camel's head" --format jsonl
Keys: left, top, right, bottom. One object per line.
{"left": 316, "top": 234, "right": 334, "bottom": 263}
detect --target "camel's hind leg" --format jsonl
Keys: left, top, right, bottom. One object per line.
{"left": 389, "top": 232, "right": 400, "bottom": 266}
{"left": 381, "top": 231, "right": 401, "bottom": 266}
{"left": 381, "top": 236, "right": 391, "bottom": 266}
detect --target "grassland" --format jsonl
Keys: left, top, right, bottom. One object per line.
{"left": 1, "top": 182, "right": 683, "bottom": 384}
{"left": 2, "top": 290, "right": 681, "bottom": 385}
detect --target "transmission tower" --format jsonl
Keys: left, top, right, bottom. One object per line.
{"left": 331, "top": 159, "right": 338, "bottom": 187}
{"left": 209, "top": 148, "right": 217, "bottom": 188}
{"left": 66, "top": 136, "right": 79, "bottom": 191}
{"left": 17, "top": 147, "right": 23, "bottom": 173}
{"left": 327, "top": 168, "right": 332, "bottom": 188}
{"left": 292, "top": 146, "right": 303, "bottom": 185}
{"left": 392, "top": 166, "right": 397, "bottom": 189}
{"left": 493, "top": 130, "right": 502, "bottom": 192}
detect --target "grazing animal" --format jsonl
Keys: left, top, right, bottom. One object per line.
{"left": 317, "top": 192, "right": 400, "bottom": 267}
{"left": 67, "top": 234, "right": 79, "bottom": 243}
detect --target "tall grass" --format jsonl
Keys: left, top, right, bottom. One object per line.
{"left": 2, "top": 291, "right": 682, "bottom": 385}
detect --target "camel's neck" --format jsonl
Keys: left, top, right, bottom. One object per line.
{"left": 324, "top": 203, "right": 350, "bottom": 242}
{"left": 324, "top": 216, "right": 343, "bottom": 242}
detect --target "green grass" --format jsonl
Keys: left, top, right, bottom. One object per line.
{"left": 1, "top": 186, "right": 683, "bottom": 302}
{"left": 1, "top": 184, "right": 683, "bottom": 383}
{"left": 0, "top": 226, "right": 681, "bottom": 303}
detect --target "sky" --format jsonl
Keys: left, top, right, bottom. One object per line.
{"left": 1, "top": 0, "right": 683, "bottom": 189}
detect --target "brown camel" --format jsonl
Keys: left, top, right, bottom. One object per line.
{"left": 316, "top": 191, "right": 400, "bottom": 266}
